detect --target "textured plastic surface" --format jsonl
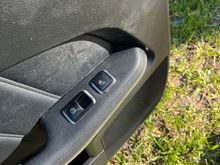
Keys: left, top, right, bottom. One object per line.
{"left": 2, "top": 123, "right": 46, "bottom": 165}
{"left": 26, "top": 48, "right": 147, "bottom": 165}
{"left": 0, "top": 77, "right": 58, "bottom": 135}
{"left": 0, "top": 40, "right": 109, "bottom": 163}
{"left": 0, "top": 134, "right": 23, "bottom": 163}
{"left": 0, "top": 41, "right": 109, "bottom": 96}
{"left": 0, "top": 0, "right": 169, "bottom": 72}
{"left": 85, "top": 59, "right": 169, "bottom": 159}
{"left": 0, "top": 77, "right": 58, "bottom": 163}
{"left": 103, "top": 57, "right": 168, "bottom": 157}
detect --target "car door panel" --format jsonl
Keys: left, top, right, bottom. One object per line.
{"left": 0, "top": 0, "right": 170, "bottom": 164}
{"left": 0, "top": 41, "right": 110, "bottom": 96}
{"left": 27, "top": 48, "right": 148, "bottom": 165}
{"left": 0, "top": 0, "right": 169, "bottom": 72}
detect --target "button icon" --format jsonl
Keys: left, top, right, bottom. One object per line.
{"left": 98, "top": 80, "right": 106, "bottom": 86}
{"left": 69, "top": 107, "right": 77, "bottom": 115}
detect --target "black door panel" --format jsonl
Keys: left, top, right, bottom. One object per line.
{"left": 0, "top": 41, "right": 109, "bottom": 96}
{"left": 0, "top": 77, "right": 58, "bottom": 135}
{"left": 0, "top": 0, "right": 169, "bottom": 164}
{"left": 0, "top": 0, "right": 169, "bottom": 72}
{"left": 0, "top": 40, "right": 109, "bottom": 163}
{"left": 0, "top": 133, "right": 23, "bottom": 164}
{"left": 27, "top": 48, "right": 148, "bottom": 165}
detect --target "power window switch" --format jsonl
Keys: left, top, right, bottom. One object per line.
{"left": 90, "top": 70, "right": 115, "bottom": 94}
{"left": 63, "top": 103, "right": 84, "bottom": 122}
{"left": 62, "top": 91, "right": 95, "bottom": 123}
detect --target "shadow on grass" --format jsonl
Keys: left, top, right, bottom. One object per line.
{"left": 200, "top": 133, "right": 220, "bottom": 165}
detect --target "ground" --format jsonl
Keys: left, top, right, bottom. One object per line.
{"left": 109, "top": 0, "right": 220, "bottom": 164}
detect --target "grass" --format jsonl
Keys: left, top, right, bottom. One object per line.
{"left": 109, "top": 0, "right": 220, "bottom": 164}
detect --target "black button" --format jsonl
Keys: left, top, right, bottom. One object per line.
{"left": 62, "top": 91, "right": 95, "bottom": 123}
{"left": 63, "top": 102, "right": 84, "bottom": 122}
{"left": 90, "top": 71, "right": 115, "bottom": 94}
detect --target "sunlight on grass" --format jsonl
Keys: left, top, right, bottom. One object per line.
{"left": 109, "top": 0, "right": 220, "bottom": 164}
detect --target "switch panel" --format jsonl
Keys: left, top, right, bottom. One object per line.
{"left": 90, "top": 70, "right": 115, "bottom": 94}
{"left": 62, "top": 91, "right": 95, "bottom": 123}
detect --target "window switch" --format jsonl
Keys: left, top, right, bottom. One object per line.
{"left": 63, "top": 103, "right": 84, "bottom": 123}
{"left": 62, "top": 91, "right": 95, "bottom": 123}
{"left": 90, "top": 70, "right": 115, "bottom": 94}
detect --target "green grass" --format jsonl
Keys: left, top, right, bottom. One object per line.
{"left": 109, "top": 0, "right": 220, "bottom": 164}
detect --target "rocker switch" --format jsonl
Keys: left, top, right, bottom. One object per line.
{"left": 90, "top": 70, "right": 115, "bottom": 94}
